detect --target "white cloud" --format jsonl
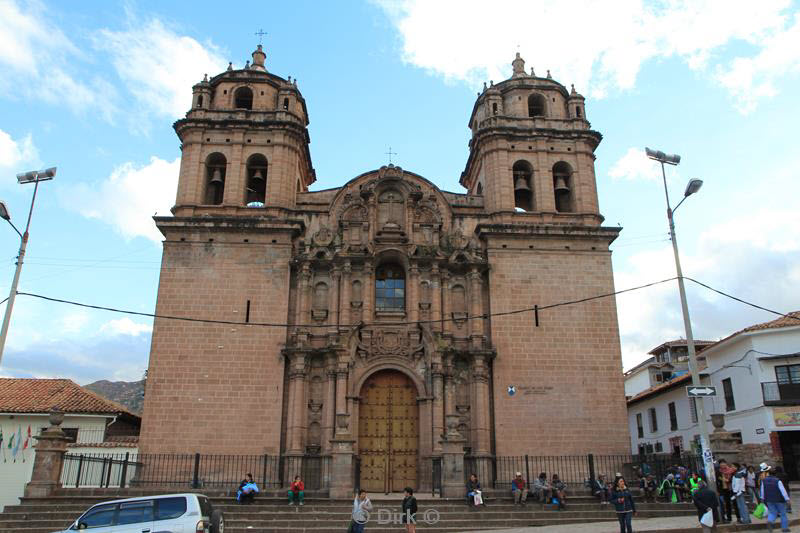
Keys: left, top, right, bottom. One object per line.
{"left": 95, "top": 17, "right": 227, "bottom": 119}
{"left": 375, "top": 0, "right": 796, "bottom": 110}
{"left": 62, "top": 156, "right": 179, "bottom": 243}
{"left": 58, "top": 312, "right": 91, "bottom": 335}
{"left": 0, "top": 128, "right": 38, "bottom": 173}
{"left": 100, "top": 317, "right": 152, "bottom": 337}
{"left": 0, "top": 0, "right": 114, "bottom": 119}
{"left": 715, "top": 12, "right": 800, "bottom": 113}
{"left": 609, "top": 147, "right": 661, "bottom": 182}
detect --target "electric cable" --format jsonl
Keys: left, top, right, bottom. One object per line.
{"left": 684, "top": 277, "right": 800, "bottom": 323}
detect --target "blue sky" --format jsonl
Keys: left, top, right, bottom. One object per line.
{"left": 0, "top": 0, "right": 798, "bottom": 383}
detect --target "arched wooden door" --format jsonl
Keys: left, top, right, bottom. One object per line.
{"left": 358, "top": 370, "right": 418, "bottom": 492}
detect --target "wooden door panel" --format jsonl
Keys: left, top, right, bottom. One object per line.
{"left": 359, "top": 371, "right": 418, "bottom": 492}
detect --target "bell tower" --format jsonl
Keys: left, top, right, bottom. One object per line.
{"left": 172, "top": 44, "right": 315, "bottom": 215}
{"left": 461, "top": 53, "right": 602, "bottom": 225}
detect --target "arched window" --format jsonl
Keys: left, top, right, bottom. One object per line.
{"left": 245, "top": 154, "right": 267, "bottom": 206}
{"left": 476, "top": 183, "right": 483, "bottom": 196}
{"left": 205, "top": 153, "right": 226, "bottom": 205}
{"left": 377, "top": 189, "right": 404, "bottom": 230}
{"left": 197, "top": 95, "right": 203, "bottom": 108}
{"left": 575, "top": 106, "right": 582, "bottom": 118}
{"left": 492, "top": 102, "right": 498, "bottom": 115}
{"left": 234, "top": 87, "right": 253, "bottom": 109}
{"left": 553, "top": 162, "right": 573, "bottom": 212}
{"left": 375, "top": 264, "right": 405, "bottom": 312}
{"left": 452, "top": 284, "right": 466, "bottom": 314}
{"left": 528, "top": 93, "right": 546, "bottom": 117}
{"left": 312, "top": 282, "right": 329, "bottom": 319}
{"left": 283, "top": 97, "right": 289, "bottom": 110}
{"left": 512, "top": 160, "right": 533, "bottom": 212}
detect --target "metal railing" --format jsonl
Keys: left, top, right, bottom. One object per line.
{"left": 762, "top": 381, "right": 800, "bottom": 404}
{"left": 418, "top": 457, "right": 442, "bottom": 496}
{"left": 465, "top": 453, "right": 702, "bottom": 489}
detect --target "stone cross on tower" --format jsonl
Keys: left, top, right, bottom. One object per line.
{"left": 385, "top": 146, "right": 397, "bottom": 165}
{"left": 254, "top": 29, "right": 267, "bottom": 44}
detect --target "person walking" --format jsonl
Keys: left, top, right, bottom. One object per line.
{"left": 693, "top": 480, "right": 720, "bottom": 533}
{"left": 717, "top": 459, "right": 739, "bottom": 523}
{"left": 351, "top": 489, "right": 373, "bottom": 533}
{"left": 610, "top": 476, "right": 636, "bottom": 533}
{"left": 732, "top": 463, "right": 751, "bottom": 524}
{"left": 746, "top": 465, "right": 759, "bottom": 504}
{"left": 288, "top": 475, "right": 305, "bottom": 506}
{"left": 401, "top": 487, "right": 418, "bottom": 533}
{"left": 760, "top": 464, "right": 791, "bottom": 533}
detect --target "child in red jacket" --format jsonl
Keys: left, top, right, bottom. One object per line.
{"left": 289, "top": 475, "right": 305, "bottom": 506}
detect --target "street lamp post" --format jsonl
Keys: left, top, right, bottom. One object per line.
{"left": 0, "top": 167, "right": 56, "bottom": 368}
{"left": 645, "top": 147, "right": 716, "bottom": 491}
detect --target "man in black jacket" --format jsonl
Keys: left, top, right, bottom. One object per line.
{"left": 693, "top": 481, "right": 720, "bottom": 532}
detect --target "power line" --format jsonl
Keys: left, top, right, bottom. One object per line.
{"left": 15, "top": 277, "right": 680, "bottom": 329}
{"left": 684, "top": 277, "right": 800, "bottom": 323}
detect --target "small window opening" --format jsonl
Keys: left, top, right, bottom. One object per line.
{"left": 576, "top": 106, "right": 582, "bottom": 118}
{"left": 234, "top": 86, "right": 253, "bottom": 109}
{"left": 197, "top": 95, "right": 204, "bottom": 108}
{"left": 283, "top": 97, "right": 289, "bottom": 110}
{"left": 527, "top": 93, "right": 546, "bottom": 117}
{"left": 245, "top": 300, "right": 251, "bottom": 323}
{"left": 476, "top": 183, "right": 483, "bottom": 196}
{"left": 492, "top": 102, "right": 498, "bottom": 114}
{"left": 512, "top": 160, "right": 533, "bottom": 212}
{"left": 245, "top": 154, "right": 267, "bottom": 207}
{"left": 553, "top": 161, "right": 573, "bottom": 213}
{"left": 375, "top": 264, "right": 405, "bottom": 312}
{"left": 205, "top": 153, "right": 227, "bottom": 205}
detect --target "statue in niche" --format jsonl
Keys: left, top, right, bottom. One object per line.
{"left": 378, "top": 189, "right": 404, "bottom": 231}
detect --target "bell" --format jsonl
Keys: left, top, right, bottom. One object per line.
{"left": 209, "top": 168, "right": 224, "bottom": 185}
{"left": 251, "top": 169, "right": 264, "bottom": 182}
{"left": 514, "top": 176, "right": 531, "bottom": 191}
{"left": 554, "top": 176, "right": 570, "bottom": 193}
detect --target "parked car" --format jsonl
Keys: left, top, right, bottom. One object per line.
{"left": 52, "top": 493, "right": 224, "bottom": 533}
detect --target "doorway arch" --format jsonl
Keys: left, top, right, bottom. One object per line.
{"left": 358, "top": 369, "right": 419, "bottom": 492}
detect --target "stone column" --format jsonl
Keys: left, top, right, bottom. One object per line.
{"left": 363, "top": 260, "right": 374, "bottom": 321}
{"left": 430, "top": 266, "right": 442, "bottom": 333}
{"left": 329, "top": 413, "right": 357, "bottom": 498}
{"left": 439, "top": 414, "right": 467, "bottom": 498}
{"left": 443, "top": 355, "right": 456, "bottom": 418}
{"left": 25, "top": 410, "right": 71, "bottom": 498}
{"left": 286, "top": 353, "right": 308, "bottom": 455}
{"left": 322, "top": 355, "right": 338, "bottom": 454}
{"left": 431, "top": 360, "right": 444, "bottom": 455}
{"left": 296, "top": 263, "right": 311, "bottom": 326}
{"left": 341, "top": 262, "right": 352, "bottom": 325}
{"left": 468, "top": 268, "right": 484, "bottom": 349}
{"left": 441, "top": 270, "right": 451, "bottom": 336}
{"left": 329, "top": 267, "right": 341, "bottom": 332}
{"left": 336, "top": 360, "right": 349, "bottom": 416}
{"left": 409, "top": 264, "right": 420, "bottom": 323}
{"left": 472, "top": 354, "right": 492, "bottom": 476}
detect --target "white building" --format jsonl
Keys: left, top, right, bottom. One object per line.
{"left": 626, "top": 312, "right": 800, "bottom": 476}
{"left": 624, "top": 339, "right": 714, "bottom": 397}
{"left": 0, "top": 378, "right": 140, "bottom": 511}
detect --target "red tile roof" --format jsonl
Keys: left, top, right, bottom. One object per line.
{"left": 0, "top": 378, "right": 138, "bottom": 417}
{"left": 742, "top": 311, "right": 800, "bottom": 333}
{"left": 647, "top": 339, "right": 715, "bottom": 355}
{"left": 627, "top": 373, "right": 692, "bottom": 405}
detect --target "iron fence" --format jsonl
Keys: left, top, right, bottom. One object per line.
{"left": 465, "top": 453, "right": 702, "bottom": 489}
{"left": 417, "top": 456, "right": 442, "bottom": 496}
{"left": 61, "top": 453, "right": 140, "bottom": 488}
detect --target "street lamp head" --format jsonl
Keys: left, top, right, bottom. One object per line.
{"left": 0, "top": 201, "right": 10, "bottom": 221}
{"left": 16, "top": 167, "right": 56, "bottom": 184}
{"left": 684, "top": 178, "right": 703, "bottom": 197}
{"left": 645, "top": 147, "right": 681, "bottom": 165}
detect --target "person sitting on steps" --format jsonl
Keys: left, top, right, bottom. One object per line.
{"left": 641, "top": 474, "right": 658, "bottom": 502}
{"left": 592, "top": 474, "right": 610, "bottom": 505}
{"left": 532, "top": 472, "right": 551, "bottom": 504}
{"left": 288, "top": 475, "right": 305, "bottom": 506}
{"left": 551, "top": 474, "right": 567, "bottom": 510}
{"left": 511, "top": 471, "right": 528, "bottom": 505}
{"left": 236, "top": 473, "right": 259, "bottom": 505}
{"left": 466, "top": 473, "right": 484, "bottom": 508}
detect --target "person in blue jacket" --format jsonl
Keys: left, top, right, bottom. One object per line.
{"left": 610, "top": 476, "right": 636, "bottom": 533}
{"left": 236, "top": 472, "right": 259, "bottom": 504}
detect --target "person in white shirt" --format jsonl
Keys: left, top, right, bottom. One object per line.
{"left": 351, "top": 489, "right": 373, "bottom": 533}
{"left": 731, "top": 463, "right": 751, "bottom": 524}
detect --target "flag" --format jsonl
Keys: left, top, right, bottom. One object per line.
{"left": 22, "top": 426, "right": 30, "bottom": 450}
{"left": 0, "top": 427, "right": 4, "bottom": 462}
{"left": 11, "top": 426, "right": 21, "bottom": 460}
{"left": 7, "top": 431, "right": 13, "bottom": 449}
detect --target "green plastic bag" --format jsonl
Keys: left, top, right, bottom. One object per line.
{"left": 754, "top": 502, "right": 767, "bottom": 519}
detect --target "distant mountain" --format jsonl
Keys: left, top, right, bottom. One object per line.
{"left": 85, "top": 379, "right": 145, "bottom": 414}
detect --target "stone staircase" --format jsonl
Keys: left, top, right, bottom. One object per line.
{"left": 0, "top": 489, "right": 699, "bottom": 533}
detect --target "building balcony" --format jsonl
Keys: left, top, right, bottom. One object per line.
{"left": 762, "top": 382, "right": 800, "bottom": 405}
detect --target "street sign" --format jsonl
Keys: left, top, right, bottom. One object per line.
{"left": 686, "top": 386, "right": 716, "bottom": 397}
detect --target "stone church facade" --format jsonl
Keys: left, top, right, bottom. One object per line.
{"left": 139, "top": 46, "right": 630, "bottom": 492}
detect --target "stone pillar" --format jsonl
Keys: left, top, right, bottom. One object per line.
{"left": 441, "top": 270, "right": 451, "bottom": 336}
{"left": 329, "top": 267, "right": 341, "bottom": 331}
{"left": 336, "top": 360, "right": 349, "bottom": 416}
{"left": 472, "top": 354, "right": 491, "bottom": 457}
{"left": 363, "top": 260, "right": 374, "bottom": 321}
{"left": 443, "top": 356, "right": 456, "bottom": 419}
{"left": 323, "top": 355, "right": 337, "bottom": 454}
{"left": 296, "top": 263, "right": 311, "bottom": 326}
{"left": 286, "top": 353, "right": 308, "bottom": 455}
{"left": 25, "top": 410, "right": 71, "bottom": 498}
{"left": 432, "top": 360, "right": 444, "bottom": 455}
{"left": 341, "top": 262, "right": 352, "bottom": 325}
{"left": 439, "top": 414, "right": 467, "bottom": 498}
{"left": 468, "top": 268, "right": 484, "bottom": 349}
{"left": 330, "top": 413, "right": 357, "bottom": 498}
{"left": 431, "top": 265, "right": 442, "bottom": 333}
{"left": 409, "top": 265, "right": 420, "bottom": 323}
